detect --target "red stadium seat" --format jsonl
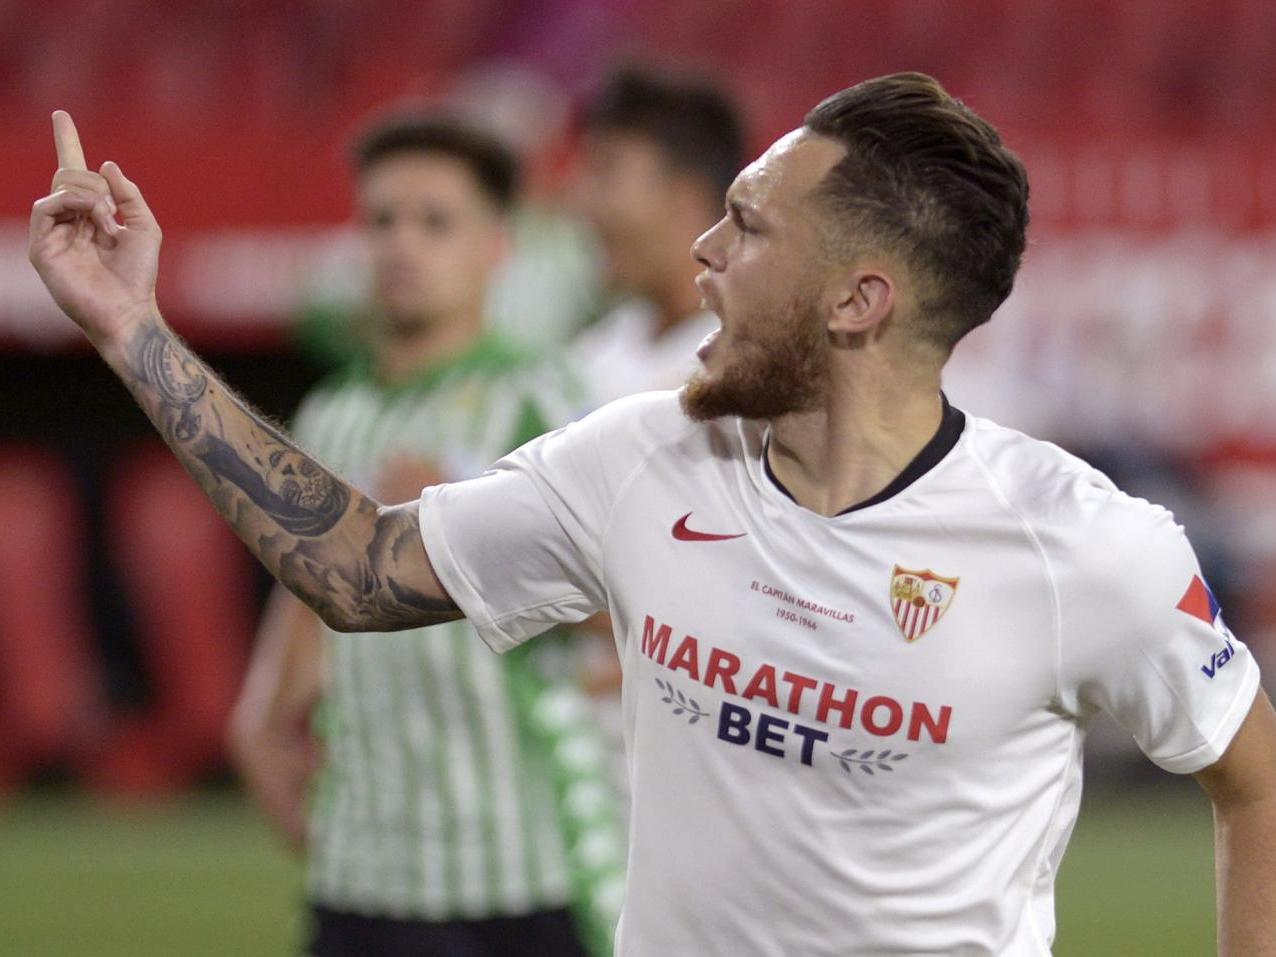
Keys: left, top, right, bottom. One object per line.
{"left": 86, "top": 442, "right": 255, "bottom": 797}
{"left": 0, "top": 445, "right": 105, "bottom": 794}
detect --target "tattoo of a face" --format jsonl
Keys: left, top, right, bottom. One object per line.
{"left": 195, "top": 434, "right": 350, "bottom": 536}
{"left": 124, "top": 321, "right": 456, "bottom": 630}
{"left": 131, "top": 324, "right": 351, "bottom": 536}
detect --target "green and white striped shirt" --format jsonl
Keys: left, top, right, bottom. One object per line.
{"left": 295, "top": 335, "right": 615, "bottom": 926}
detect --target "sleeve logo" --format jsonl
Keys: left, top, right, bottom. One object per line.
{"left": 890, "top": 566, "right": 960, "bottom": 642}
{"left": 1175, "top": 574, "right": 1221, "bottom": 625}
{"left": 1177, "top": 574, "right": 1238, "bottom": 679}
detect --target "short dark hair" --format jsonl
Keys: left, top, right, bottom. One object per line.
{"left": 582, "top": 66, "right": 746, "bottom": 202}
{"left": 350, "top": 114, "right": 521, "bottom": 212}
{"left": 803, "top": 72, "right": 1029, "bottom": 350}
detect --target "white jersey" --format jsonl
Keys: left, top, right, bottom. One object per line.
{"left": 567, "top": 300, "right": 718, "bottom": 408}
{"left": 418, "top": 392, "right": 1259, "bottom": 956}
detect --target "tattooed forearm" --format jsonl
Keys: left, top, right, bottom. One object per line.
{"left": 276, "top": 501, "right": 460, "bottom": 630}
{"left": 193, "top": 432, "right": 351, "bottom": 536}
{"left": 112, "top": 317, "right": 460, "bottom": 632}
{"left": 134, "top": 320, "right": 209, "bottom": 440}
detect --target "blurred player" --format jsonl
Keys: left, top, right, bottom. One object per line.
{"left": 224, "top": 114, "right": 618, "bottom": 957}
{"left": 446, "top": 60, "right": 605, "bottom": 350}
{"left": 29, "top": 72, "right": 1276, "bottom": 955}
{"left": 567, "top": 65, "right": 747, "bottom": 796}
{"left": 569, "top": 67, "right": 745, "bottom": 405}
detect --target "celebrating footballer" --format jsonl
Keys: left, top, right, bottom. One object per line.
{"left": 28, "top": 73, "right": 1276, "bottom": 955}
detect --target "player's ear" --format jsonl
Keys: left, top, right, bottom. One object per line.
{"left": 827, "top": 268, "right": 894, "bottom": 337}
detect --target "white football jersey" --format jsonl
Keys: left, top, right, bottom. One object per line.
{"left": 418, "top": 391, "right": 1259, "bottom": 956}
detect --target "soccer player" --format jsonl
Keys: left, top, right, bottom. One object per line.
{"left": 29, "top": 73, "right": 1276, "bottom": 955}
{"left": 569, "top": 67, "right": 745, "bottom": 404}
{"left": 223, "top": 115, "right": 619, "bottom": 956}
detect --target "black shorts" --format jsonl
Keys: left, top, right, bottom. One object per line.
{"left": 305, "top": 903, "right": 593, "bottom": 957}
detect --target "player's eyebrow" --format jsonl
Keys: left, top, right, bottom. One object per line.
{"left": 726, "top": 196, "right": 763, "bottom": 229}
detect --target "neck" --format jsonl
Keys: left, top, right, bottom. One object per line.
{"left": 372, "top": 308, "right": 485, "bottom": 387}
{"left": 766, "top": 359, "right": 945, "bottom": 517}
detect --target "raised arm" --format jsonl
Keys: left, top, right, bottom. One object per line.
{"left": 27, "top": 111, "right": 459, "bottom": 632}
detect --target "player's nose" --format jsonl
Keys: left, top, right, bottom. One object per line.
{"left": 691, "top": 216, "right": 727, "bottom": 272}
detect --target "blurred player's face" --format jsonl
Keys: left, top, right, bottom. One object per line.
{"left": 683, "top": 131, "right": 846, "bottom": 421}
{"left": 357, "top": 153, "right": 507, "bottom": 336}
{"left": 575, "top": 131, "right": 682, "bottom": 293}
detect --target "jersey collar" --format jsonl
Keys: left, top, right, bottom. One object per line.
{"left": 762, "top": 394, "right": 967, "bottom": 515}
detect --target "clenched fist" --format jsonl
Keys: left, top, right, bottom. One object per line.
{"left": 28, "top": 111, "right": 162, "bottom": 349}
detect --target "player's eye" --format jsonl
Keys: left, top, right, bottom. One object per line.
{"left": 728, "top": 203, "right": 755, "bottom": 235}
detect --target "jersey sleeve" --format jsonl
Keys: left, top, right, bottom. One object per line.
{"left": 418, "top": 393, "right": 684, "bottom": 654}
{"left": 1057, "top": 498, "right": 1260, "bottom": 774}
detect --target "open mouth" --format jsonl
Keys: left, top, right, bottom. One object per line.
{"left": 696, "top": 327, "right": 721, "bottom": 362}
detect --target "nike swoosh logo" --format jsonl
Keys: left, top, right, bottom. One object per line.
{"left": 672, "top": 512, "right": 746, "bottom": 542}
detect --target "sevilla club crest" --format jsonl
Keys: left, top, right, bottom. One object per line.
{"left": 890, "top": 566, "right": 959, "bottom": 642}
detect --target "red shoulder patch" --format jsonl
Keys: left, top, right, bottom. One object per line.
{"left": 1176, "top": 575, "right": 1217, "bottom": 624}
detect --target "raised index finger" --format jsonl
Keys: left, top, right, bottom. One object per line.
{"left": 52, "top": 110, "right": 87, "bottom": 171}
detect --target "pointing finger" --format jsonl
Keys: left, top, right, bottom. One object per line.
{"left": 52, "top": 110, "right": 88, "bottom": 172}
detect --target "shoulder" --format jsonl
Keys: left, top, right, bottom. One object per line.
{"left": 962, "top": 415, "right": 1188, "bottom": 586}
{"left": 963, "top": 415, "right": 1121, "bottom": 527}
{"left": 963, "top": 416, "right": 1113, "bottom": 503}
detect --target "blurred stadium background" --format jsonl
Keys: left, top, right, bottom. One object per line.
{"left": 2, "top": 1, "right": 1274, "bottom": 953}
